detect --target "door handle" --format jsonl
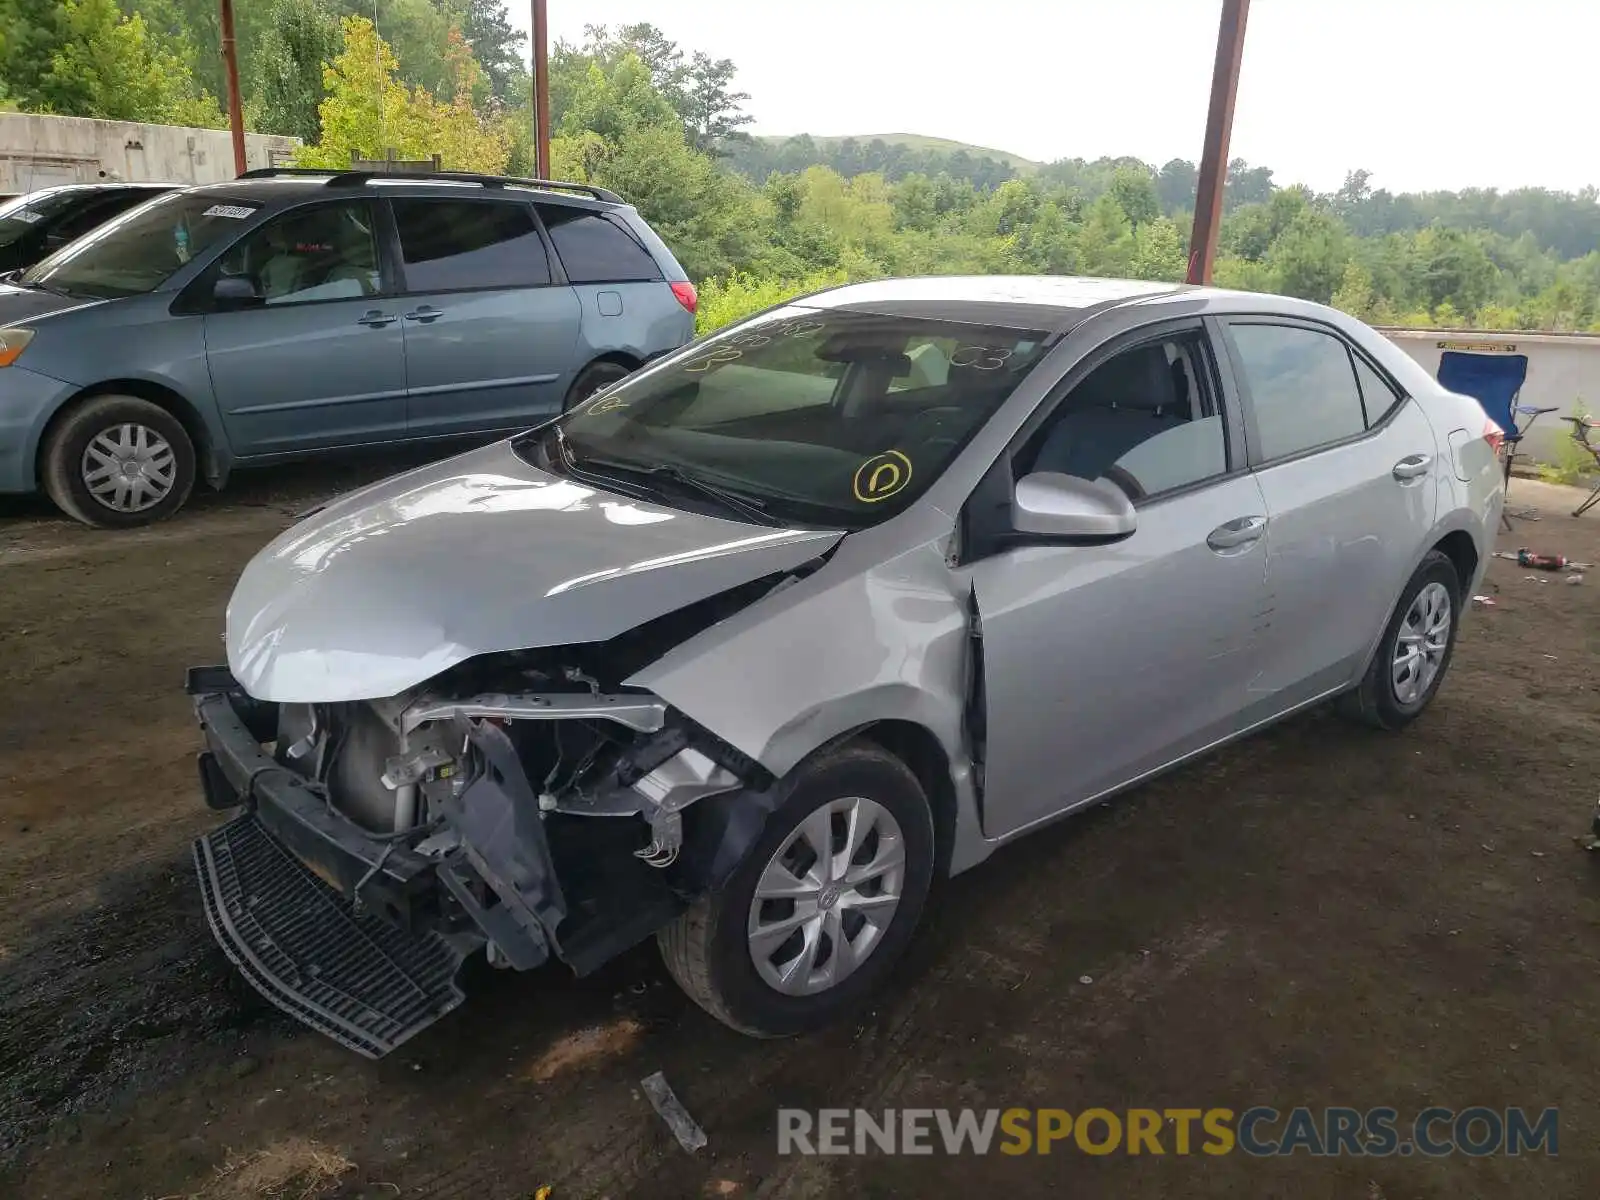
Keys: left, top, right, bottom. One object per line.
{"left": 1207, "top": 515, "right": 1268, "bottom": 551}
{"left": 404, "top": 305, "right": 443, "bottom": 323}
{"left": 357, "top": 310, "right": 396, "bottom": 328}
{"left": 1392, "top": 453, "right": 1433, "bottom": 481}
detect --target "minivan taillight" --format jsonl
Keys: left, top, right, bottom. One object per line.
{"left": 670, "top": 281, "right": 698, "bottom": 314}
{"left": 1483, "top": 418, "right": 1506, "bottom": 456}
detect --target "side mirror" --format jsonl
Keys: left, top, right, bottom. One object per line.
{"left": 1011, "top": 471, "right": 1137, "bottom": 541}
{"left": 212, "top": 274, "right": 263, "bottom": 309}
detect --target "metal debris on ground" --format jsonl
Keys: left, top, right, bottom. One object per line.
{"left": 642, "top": 1071, "right": 708, "bottom": 1153}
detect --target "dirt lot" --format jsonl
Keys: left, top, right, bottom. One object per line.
{"left": 2, "top": 466, "right": 1598, "bottom": 1200}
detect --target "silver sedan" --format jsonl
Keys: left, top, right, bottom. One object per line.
{"left": 191, "top": 276, "right": 1505, "bottom": 1054}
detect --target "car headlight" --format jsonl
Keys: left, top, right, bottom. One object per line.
{"left": 0, "top": 328, "right": 34, "bottom": 367}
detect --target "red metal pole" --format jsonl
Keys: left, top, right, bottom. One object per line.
{"left": 532, "top": 0, "right": 551, "bottom": 177}
{"left": 220, "top": 0, "right": 247, "bottom": 176}
{"left": 1186, "top": 0, "right": 1250, "bottom": 284}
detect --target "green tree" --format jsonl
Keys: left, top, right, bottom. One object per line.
{"left": 454, "top": 0, "right": 526, "bottom": 101}
{"left": 587, "top": 124, "right": 764, "bottom": 281}
{"left": 297, "top": 17, "right": 507, "bottom": 173}
{"left": 1410, "top": 226, "right": 1499, "bottom": 316}
{"left": 1109, "top": 166, "right": 1160, "bottom": 230}
{"left": 558, "top": 53, "right": 679, "bottom": 143}
{"left": 1267, "top": 209, "right": 1349, "bottom": 304}
{"left": 40, "top": 0, "right": 225, "bottom": 126}
{"left": 253, "top": 0, "right": 341, "bottom": 142}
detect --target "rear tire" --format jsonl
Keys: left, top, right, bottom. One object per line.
{"left": 562, "top": 360, "right": 633, "bottom": 411}
{"left": 1339, "top": 549, "right": 1461, "bottom": 731}
{"left": 41, "top": 394, "right": 195, "bottom": 528}
{"left": 658, "top": 741, "right": 935, "bottom": 1037}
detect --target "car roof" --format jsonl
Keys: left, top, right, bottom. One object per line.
{"left": 802, "top": 275, "right": 1192, "bottom": 331}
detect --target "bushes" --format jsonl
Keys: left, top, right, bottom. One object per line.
{"left": 695, "top": 269, "right": 850, "bottom": 334}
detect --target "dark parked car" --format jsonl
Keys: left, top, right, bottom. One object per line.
{"left": 0, "top": 183, "right": 174, "bottom": 274}
{"left": 0, "top": 169, "right": 696, "bottom": 527}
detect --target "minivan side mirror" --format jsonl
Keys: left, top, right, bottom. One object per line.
{"left": 1011, "top": 471, "right": 1137, "bottom": 541}
{"left": 212, "top": 274, "right": 264, "bottom": 309}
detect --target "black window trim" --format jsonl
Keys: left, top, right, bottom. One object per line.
{"left": 1216, "top": 312, "right": 1416, "bottom": 471}
{"left": 383, "top": 193, "right": 565, "bottom": 298}
{"left": 173, "top": 195, "right": 394, "bottom": 316}
{"left": 535, "top": 200, "right": 664, "bottom": 286}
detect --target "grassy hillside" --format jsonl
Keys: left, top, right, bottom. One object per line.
{"left": 757, "top": 132, "right": 1040, "bottom": 173}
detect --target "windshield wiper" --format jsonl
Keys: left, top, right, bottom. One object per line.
{"left": 569, "top": 448, "right": 780, "bottom": 527}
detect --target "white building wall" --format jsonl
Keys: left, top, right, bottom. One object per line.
{"left": 0, "top": 113, "right": 299, "bottom": 194}
{"left": 1382, "top": 328, "right": 1600, "bottom": 461}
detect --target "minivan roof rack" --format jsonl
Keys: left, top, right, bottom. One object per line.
{"left": 234, "top": 166, "right": 623, "bottom": 205}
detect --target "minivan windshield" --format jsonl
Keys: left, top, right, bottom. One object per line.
{"left": 521, "top": 306, "right": 1051, "bottom": 528}
{"left": 20, "top": 191, "right": 258, "bottom": 298}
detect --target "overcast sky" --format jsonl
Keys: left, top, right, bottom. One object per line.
{"left": 508, "top": 0, "right": 1598, "bottom": 195}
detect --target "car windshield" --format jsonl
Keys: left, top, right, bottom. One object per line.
{"left": 19, "top": 191, "right": 259, "bottom": 298}
{"left": 0, "top": 187, "right": 88, "bottom": 249}
{"left": 520, "top": 306, "right": 1052, "bottom": 528}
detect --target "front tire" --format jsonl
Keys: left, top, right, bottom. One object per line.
{"left": 41, "top": 394, "right": 195, "bottom": 528}
{"left": 1340, "top": 549, "right": 1462, "bottom": 730}
{"left": 658, "top": 741, "right": 935, "bottom": 1037}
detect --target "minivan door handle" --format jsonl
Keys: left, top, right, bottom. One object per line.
{"left": 357, "top": 310, "right": 396, "bottom": 328}
{"left": 1207, "top": 515, "right": 1268, "bottom": 552}
{"left": 404, "top": 305, "right": 443, "bottom": 324}
{"left": 1392, "top": 453, "right": 1433, "bottom": 481}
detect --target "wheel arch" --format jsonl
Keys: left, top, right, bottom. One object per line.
{"left": 1354, "top": 514, "right": 1487, "bottom": 681}
{"left": 853, "top": 719, "right": 962, "bottom": 879}
{"left": 39, "top": 378, "right": 225, "bottom": 488}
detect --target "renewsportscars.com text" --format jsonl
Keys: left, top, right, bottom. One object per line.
{"left": 777, "top": 1106, "right": 1559, "bottom": 1157}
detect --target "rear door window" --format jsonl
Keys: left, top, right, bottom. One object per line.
{"left": 1351, "top": 353, "right": 1402, "bottom": 424}
{"left": 537, "top": 205, "right": 661, "bottom": 283}
{"left": 1226, "top": 323, "right": 1368, "bottom": 461}
{"left": 392, "top": 198, "right": 552, "bottom": 291}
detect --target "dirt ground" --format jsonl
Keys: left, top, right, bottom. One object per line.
{"left": 2, "top": 465, "right": 1598, "bottom": 1200}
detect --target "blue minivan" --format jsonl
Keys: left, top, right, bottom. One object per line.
{"left": 0, "top": 169, "right": 697, "bottom": 526}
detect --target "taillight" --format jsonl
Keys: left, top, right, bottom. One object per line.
{"left": 670, "top": 281, "right": 697, "bottom": 314}
{"left": 1482, "top": 418, "right": 1506, "bottom": 455}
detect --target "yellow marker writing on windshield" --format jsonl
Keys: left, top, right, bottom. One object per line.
{"left": 853, "top": 450, "right": 913, "bottom": 503}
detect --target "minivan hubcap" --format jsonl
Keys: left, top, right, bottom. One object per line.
{"left": 82, "top": 424, "right": 176, "bottom": 513}
{"left": 747, "top": 796, "right": 905, "bottom": 996}
{"left": 1392, "top": 581, "right": 1452, "bottom": 705}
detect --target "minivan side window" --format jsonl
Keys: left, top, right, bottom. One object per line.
{"left": 393, "top": 199, "right": 552, "bottom": 290}
{"left": 216, "top": 200, "right": 381, "bottom": 305}
{"left": 538, "top": 205, "right": 662, "bottom": 283}
{"left": 1228, "top": 323, "right": 1367, "bottom": 461}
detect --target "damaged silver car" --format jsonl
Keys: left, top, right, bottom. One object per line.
{"left": 190, "top": 276, "right": 1504, "bottom": 1056}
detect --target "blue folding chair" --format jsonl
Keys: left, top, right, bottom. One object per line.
{"left": 1436, "top": 352, "right": 1552, "bottom": 530}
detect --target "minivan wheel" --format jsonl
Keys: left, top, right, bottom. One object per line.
{"left": 563, "top": 360, "right": 633, "bottom": 410}
{"left": 42, "top": 394, "right": 196, "bottom": 528}
{"left": 658, "top": 741, "right": 935, "bottom": 1037}
{"left": 1339, "top": 549, "right": 1461, "bottom": 731}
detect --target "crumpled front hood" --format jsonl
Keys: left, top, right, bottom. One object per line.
{"left": 227, "top": 440, "right": 842, "bottom": 702}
